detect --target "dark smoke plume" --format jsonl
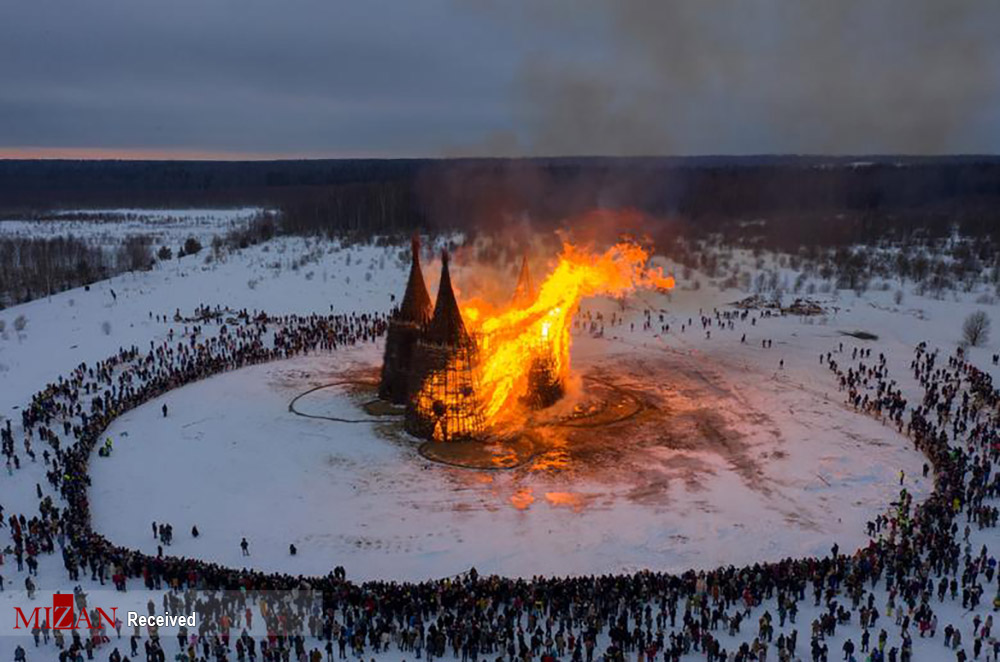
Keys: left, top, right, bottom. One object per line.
{"left": 486, "top": 0, "right": 1000, "bottom": 155}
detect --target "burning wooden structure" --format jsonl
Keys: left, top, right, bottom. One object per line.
{"left": 509, "top": 255, "right": 565, "bottom": 409}
{"left": 381, "top": 238, "right": 675, "bottom": 442}
{"left": 510, "top": 254, "right": 535, "bottom": 308}
{"left": 524, "top": 353, "right": 565, "bottom": 409}
{"left": 404, "top": 252, "right": 487, "bottom": 441}
{"left": 378, "top": 236, "right": 433, "bottom": 404}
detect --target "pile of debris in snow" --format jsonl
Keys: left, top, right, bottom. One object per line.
{"left": 733, "top": 295, "right": 825, "bottom": 316}
{"left": 733, "top": 294, "right": 779, "bottom": 310}
{"left": 784, "top": 298, "right": 825, "bottom": 316}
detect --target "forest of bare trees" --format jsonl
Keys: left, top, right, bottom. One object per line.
{"left": 0, "top": 235, "right": 108, "bottom": 306}
{"left": 0, "top": 212, "right": 277, "bottom": 307}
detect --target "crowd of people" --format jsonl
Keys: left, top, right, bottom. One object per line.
{"left": 2, "top": 301, "right": 1000, "bottom": 662}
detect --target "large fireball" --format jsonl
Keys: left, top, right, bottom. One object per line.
{"left": 451, "top": 240, "right": 674, "bottom": 424}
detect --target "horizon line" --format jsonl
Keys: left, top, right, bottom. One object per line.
{"left": 1, "top": 147, "right": 999, "bottom": 163}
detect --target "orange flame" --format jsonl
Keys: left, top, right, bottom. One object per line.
{"left": 461, "top": 240, "right": 674, "bottom": 424}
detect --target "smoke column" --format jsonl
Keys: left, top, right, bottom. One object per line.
{"left": 476, "top": 0, "right": 1000, "bottom": 155}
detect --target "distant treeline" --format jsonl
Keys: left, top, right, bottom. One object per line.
{"left": 3, "top": 157, "right": 1000, "bottom": 308}
{"left": 3, "top": 157, "right": 1000, "bottom": 249}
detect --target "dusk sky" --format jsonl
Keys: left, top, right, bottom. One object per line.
{"left": 2, "top": 0, "right": 999, "bottom": 159}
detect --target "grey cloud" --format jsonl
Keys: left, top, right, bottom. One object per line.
{"left": 506, "top": 0, "right": 1000, "bottom": 155}
{"left": 1, "top": 0, "right": 998, "bottom": 156}
{"left": 0, "top": 0, "right": 531, "bottom": 154}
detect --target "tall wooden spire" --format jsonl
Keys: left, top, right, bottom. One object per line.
{"left": 378, "top": 234, "right": 433, "bottom": 404}
{"left": 425, "top": 251, "right": 471, "bottom": 347}
{"left": 405, "top": 250, "right": 484, "bottom": 441}
{"left": 510, "top": 254, "right": 535, "bottom": 308}
{"left": 396, "top": 234, "right": 432, "bottom": 325}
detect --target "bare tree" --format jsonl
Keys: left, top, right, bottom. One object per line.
{"left": 183, "top": 236, "right": 203, "bottom": 255}
{"left": 962, "top": 310, "right": 991, "bottom": 347}
{"left": 116, "top": 235, "right": 153, "bottom": 272}
{"left": 13, "top": 314, "right": 27, "bottom": 341}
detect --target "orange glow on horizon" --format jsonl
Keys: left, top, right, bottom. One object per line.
{"left": 0, "top": 147, "right": 391, "bottom": 161}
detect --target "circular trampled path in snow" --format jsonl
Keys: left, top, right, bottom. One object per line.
{"left": 90, "top": 340, "right": 928, "bottom": 581}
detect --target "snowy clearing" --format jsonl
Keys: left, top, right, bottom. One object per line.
{"left": 1, "top": 226, "right": 999, "bottom": 661}
{"left": 0, "top": 207, "right": 266, "bottom": 250}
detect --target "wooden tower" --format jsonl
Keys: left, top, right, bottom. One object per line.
{"left": 405, "top": 251, "right": 486, "bottom": 441}
{"left": 379, "top": 235, "right": 433, "bottom": 404}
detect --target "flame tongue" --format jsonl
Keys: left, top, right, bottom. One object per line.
{"left": 460, "top": 240, "right": 674, "bottom": 423}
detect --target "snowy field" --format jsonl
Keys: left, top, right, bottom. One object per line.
{"left": 88, "top": 329, "right": 928, "bottom": 581}
{"left": 0, "top": 207, "right": 265, "bottom": 249}
{"left": 1, "top": 220, "right": 999, "bottom": 658}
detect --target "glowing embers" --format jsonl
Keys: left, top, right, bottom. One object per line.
{"left": 524, "top": 353, "right": 565, "bottom": 409}
{"left": 405, "top": 340, "right": 485, "bottom": 442}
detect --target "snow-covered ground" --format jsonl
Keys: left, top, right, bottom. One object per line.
{"left": 1, "top": 223, "right": 999, "bottom": 659}
{"left": 86, "top": 329, "right": 928, "bottom": 581}
{"left": 0, "top": 207, "right": 265, "bottom": 250}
